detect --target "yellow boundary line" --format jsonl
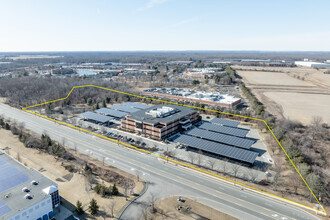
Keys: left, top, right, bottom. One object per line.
{"left": 21, "top": 85, "right": 326, "bottom": 215}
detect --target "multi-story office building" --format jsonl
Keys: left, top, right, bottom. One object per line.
{"left": 121, "top": 104, "right": 200, "bottom": 140}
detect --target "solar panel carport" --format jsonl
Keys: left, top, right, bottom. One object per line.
{"left": 187, "top": 128, "right": 254, "bottom": 150}
{"left": 96, "top": 108, "right": 128, "bottom": 118}
{"left": 80, "top": 112, "right": 113, "bottom": 124}
{"left": 210, "top": 118, "right": 240, "bottom": 127}
{"left": 173, "top": 135, "right": 258, "bottom": 164}
{"left": 122, "top": 102, "right": 150, "bottom": 109}
{"left": 110, "top": 104, "right": 140, "bottom": 113}
{"left": 199, "top": 122, "right": 248, "bottom": 137}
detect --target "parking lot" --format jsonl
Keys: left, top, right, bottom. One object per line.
{"left": 67, "top": 116, "right": 275, "bottom": 183}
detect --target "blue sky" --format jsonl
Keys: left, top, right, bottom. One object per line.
{"left": 0, "top": 0, "right": 329, "bottom": 51}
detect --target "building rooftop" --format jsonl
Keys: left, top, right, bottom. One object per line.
{"left": 80, "top": 111, "right": 113, "bottom": 123}
{"left": 0, "top": 151, "right": 57, "bottom": 219}
{"left": 143, "top": 88, "right": 241, "bottom": 105}
{"left": 126, "top": 104, "right": 196, "bottom": 124}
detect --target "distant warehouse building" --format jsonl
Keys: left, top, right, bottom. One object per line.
{"left": 143, "top": 88, "right": 241, "bottom": 109}
{"left": 0, "top": 151, "right": 60, "bottom": 220}
{"left": 121, "top": 105, "right": 200, "bottom": 140}
{"left": 295, "top": 61, "right": 330, "bottom": 68}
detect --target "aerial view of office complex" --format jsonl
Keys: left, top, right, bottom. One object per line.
{"left": 0, "top": 1, "right": 329, "bottom": 220}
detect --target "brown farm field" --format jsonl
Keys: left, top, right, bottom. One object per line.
{"left": 234, "top": 66, "right": 330, "bottom": 125}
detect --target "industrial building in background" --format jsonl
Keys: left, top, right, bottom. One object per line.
{"left": 143, "top": 88, "right": 241, "bottom": 109}
{"left": 0, "top": 151, "right": 59, "bottom": 220}
{"left": 183, "top": 68, "right": 224, "bottom": 79}
{"left": 294, "top": 60, "right": 330, "bottom": 68}
{"left": 121, "top": 104, "right": 200, "bottom": 140}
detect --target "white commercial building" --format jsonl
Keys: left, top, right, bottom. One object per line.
{"left": 295, "top": 61, "right": 330, "bottom": 68}
{"left": 0, "top": 151, "right": 60, "bottom": 220}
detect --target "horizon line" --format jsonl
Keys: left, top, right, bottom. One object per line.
{"left": 1, "top": 50, "right": 330, "bottom": 54}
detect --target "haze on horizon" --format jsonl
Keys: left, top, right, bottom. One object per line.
{"left": 1, "top": 0, "right": 330, "bottom": 52}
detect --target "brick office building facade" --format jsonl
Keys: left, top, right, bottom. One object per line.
{"left": 121, "top": 105, "right": 200, "bottom": 140}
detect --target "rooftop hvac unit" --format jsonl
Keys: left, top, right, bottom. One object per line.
{"left": 31, "top": 180, "right": 39, "bottom": 186}
{"left": 24, "top": 194, "right": 33, "bottom": 200}
{"left": 22, "top": 187, "right": 30, "bottom": 193}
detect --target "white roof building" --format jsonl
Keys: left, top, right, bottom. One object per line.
{"left": 0, "top": 151, "right": 60, "bottom": 220}
{"left": 295, "top": 61, "right": 330, "bottom": 68}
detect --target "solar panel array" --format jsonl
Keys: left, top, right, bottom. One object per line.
{"left": 210, "top": 118, "right": 240, "bottom": 127}
{"left": 199, "top": 122, "right": 248, "bottom": 137}
{"left": 187, "top": 128, "right": 254, "bottom": 150}
{"left": 173, "top": 135, "right": 258, "bottom": 164}
{"left": 122, "top": 102, "right": 150, "bottom": 109}
{"left": 0, "top": 158, "right": 30, "bottom": 193}
{"left": 80, "top": 111, "right": 113, "bottom": 123}
{"left": 0, "top": 200, "right": 11, "bottom": 217}
{"left": 110, "top": 104, "right": 141, "bottom": 113}
{"left": 96, "top": 108, "right": 128, "bottom": 118}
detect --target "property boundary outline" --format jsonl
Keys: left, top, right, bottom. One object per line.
{"left": 21, "top": 84, "right": 326, "bottom": 215}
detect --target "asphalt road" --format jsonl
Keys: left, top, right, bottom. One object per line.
{"left": 0, "top": 103, "right": 320, "bottom": 220}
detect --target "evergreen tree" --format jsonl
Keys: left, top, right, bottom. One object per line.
{"left": 87, "top": 97, "right": 92, "bottom": 106}
{"left": 76, "top": 200, "right": 84, "bottom": 215}
{"left": 112, "top": 184, "right": 119, "bottom": 195}
{"left": 89, "top": 198, "right": 99, "bottom": 215}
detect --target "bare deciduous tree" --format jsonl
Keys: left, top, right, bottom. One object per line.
{"left": 18, "top": 122, "right": 25, "bottom": 135}
{"left": 123, "top": 178, "right": 131, "bottom": 201}
{"left": 196, "top": 150, "right": 203, "bottom": 166}
{"left": 231, "top": 163, "right": 241, "bottom": 180}
{"left": 109, "top": 200, "right": 117, "bottom": 218}
{"left": 135, "top": 170, "right": 142, "bottom": 182}
{"left": 248, "top": 170, "right": 259, "bottom": 183}
{"left": 207, "top": 158, "right": 216, "bottom": 170}
{"left": 221, "top": 159, "right": 228, "bottom": 174}
{"left": 148, "top": 192, "right": 158, "bottom": 213}
{"left": 290, "top": 173, "right": 301, "bottom": 194}
{"left": 16, "top": 153, "right": 21, "bottom": 162}
{"left": 62, "top": 137, "right": 66, "bottom": 147}
{"left": 187, "top": 152, "right": 196, "bottom": 164}
{"left": 273, "top": 162, "right": 282, "bottom": 191}
{"left": 311, "top": 116, "right": 323, "bottom": 128}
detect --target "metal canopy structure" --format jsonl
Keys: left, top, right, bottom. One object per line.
{"left": 122, "top": 102, "right": 150, "bottom": 109}
{"left": 80, "top": 111, "right": 113, "bottom": 123}
{"left": 199, "top": 122, "right": 248, "bottom": 137}
{"left": 210, "top": 118, "right": 240, "bottom": 127}
{"left": 96, "top": 108, "right": 128, "bottom": 118}
{"left": 110, "top": 104, "right": 140, "bottom": 113}
{"left": 187, "top": 128, "right": 254, "bottom": 150}
{"left": 173, "top": 135, "right": 258, "bottom": 164}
